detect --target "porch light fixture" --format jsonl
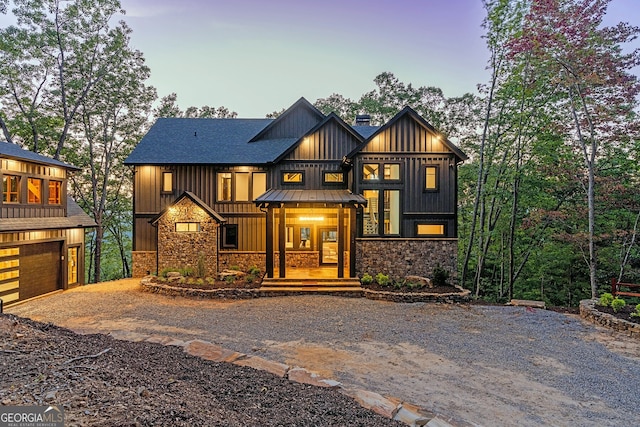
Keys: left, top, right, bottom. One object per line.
{"left": 299, "top": 216, "right": 325, "bottom": 221}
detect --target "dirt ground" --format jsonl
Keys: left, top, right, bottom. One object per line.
{"left": 6, "top": 279, "right": 640, "bottom": 426}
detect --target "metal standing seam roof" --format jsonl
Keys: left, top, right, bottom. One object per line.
{"left": 254, "top": 189, "right": 367, "bottom": 207}
{"left": 124, "top": 118, "right": 301, "bottom": 165}
{"left": 0, "top": 141, "right": 80, "bottom": 170}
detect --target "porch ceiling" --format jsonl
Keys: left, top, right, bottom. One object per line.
{"left": 254, "top": 189, "right": 367, "bottom": 208}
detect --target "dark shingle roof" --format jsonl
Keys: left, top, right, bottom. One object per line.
{"left": 353, "top": 126, "right": 380, "bottom": 139}
{"left": 0, "top": 142, "right": 80, "bottom": 170}
{"left": 0, "top": 198, "right": 96, "bottom": 232}
{"left": 125, "top": 118, "right": 300, "bottom": 165}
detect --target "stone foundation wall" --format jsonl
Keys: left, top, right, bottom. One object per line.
{"left": 132, "top": 251, "right": 157, "bottom": 278}
{"left": 219, "top": 252, "right": 266, "bottom": 271}
{"left": 157, "top": 197, "right": 219, "bottom": 277}
{"left": 285, "top": 251, "right": 319, "bottom": 268}
{"left": 580, "top": 299, "right": 640, "bottom": 338}
{"left": 356, "top": 238, "right": 458, "bottom": 282}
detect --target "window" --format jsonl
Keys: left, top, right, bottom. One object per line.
{"left": 425, "top": 166, "right": 438, "bottom": 191}
{"left": 217, "top": 172, "right": 232, "bottom": 201}
{"left": 235, "top": 173, "right": 250, "bottom": 201}
{"left": 175, "top": 222, "right": 200, "bottom": 232}
{"left": 384, "top": 164, "right": 400, "bottom": 180}
{"left": 253, "top": 172, "right": 267, "bottom": 198}
{"left": 417, "top": 224, "right": 445, "bottom": 236}
{"left": 363, "top": 164, "right": 379, "bottom": 180}
{"left": 363, "top": 190, "right": 379, "bottom": 235}
{"left": 363, "top": 189, "right": 401, "bottom": 236}
{"left": 323, "top": 171, "right": 345, "bottom": 184}
{"left": 48, "top": 180, "right": 62, "bottom": 204}
{"left": 162, "top": 172, "right": 173, "bottom": 193}
{"left": 2, "top": 175, "right": 19, "bottom": 203}
{"left": 282, "top": 171, "right": 303, "bottom": 184}
{"left": 384, "top": 190, "right": 400, "bottom": 235}
{"left": 222, "top": 224, "right": 238, "bottom": 248}
{"left": 27, "top": 178, "right": 41, "bottom": 204}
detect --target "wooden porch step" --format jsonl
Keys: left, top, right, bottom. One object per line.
{"left": 258, "top": 286, "right": 364, "bottom": 297}
{"left": 261, "top": 278, "right": 361, "bottom": 288}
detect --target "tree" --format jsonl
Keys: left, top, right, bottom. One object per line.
{"left": 509, "top": 0, "right": 640, "bottom": 297}
{"left": 154, "top": 93, "right": 237, "bottom": 119}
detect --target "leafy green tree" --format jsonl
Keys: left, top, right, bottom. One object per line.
{"left": 154, "top": 93, "right": 237, "bottom": 119}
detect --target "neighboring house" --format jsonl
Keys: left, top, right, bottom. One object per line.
{"left": 125, "top": 98, "right": 467, "bottom": 281}
{"left": 0, "top": 142, "right": 96, "bottom": 305}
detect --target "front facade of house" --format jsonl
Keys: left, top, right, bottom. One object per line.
{"left": 125, "top": 98, "right": 467, "bottom": 281}
{"left": 0, "top": 142, "right": 96, "bottom": 304}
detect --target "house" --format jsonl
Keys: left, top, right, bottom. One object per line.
{"left": 0, "top": 142, "right": 96, "bottom": 305}
{"left": 125, "top": 98, "right": 467, "bottom": 282}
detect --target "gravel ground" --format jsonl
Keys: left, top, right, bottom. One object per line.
{"left": 7, "top": 279, "right": 640, "bottom": 426}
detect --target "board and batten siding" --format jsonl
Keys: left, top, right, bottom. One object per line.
{"left": 284, "top": 121, "right": 360, "bottom": 161}
{"left": 257, "top": 106, "right": 322, "bottom": 140}
{"left": 133, "top": 165, "right": 269, "bottom": 252}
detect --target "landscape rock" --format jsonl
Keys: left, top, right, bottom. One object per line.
{"left": 405, "top": 275, "right": 433, "bottom": 288}
{"left": 233, "top": 355, "right": 290, "bottom": 378}
{"left": 184, "top": 339, "right": 244, "bottom": 362}
{"left": 343, "top": 388, "right": 400, "bottom": 419}
{"left": 287, "top": 367, "right": 341, "bottom": 388}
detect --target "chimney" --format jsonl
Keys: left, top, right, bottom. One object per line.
{"left": 355, "top": 114, "right": 371, "bottom": 126}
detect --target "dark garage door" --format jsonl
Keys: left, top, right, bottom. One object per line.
{"left": 19, "top": 241, "right": 62, "bottom": 301}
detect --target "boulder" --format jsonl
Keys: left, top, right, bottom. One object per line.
{"left": 405, "top": 275, "right": 433, "bottom": 288}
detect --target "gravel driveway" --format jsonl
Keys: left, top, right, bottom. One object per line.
{"left": 7, "top": 279, "right": 640, "bottom": 426}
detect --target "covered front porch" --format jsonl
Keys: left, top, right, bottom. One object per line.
{"left": 255, "top": 189, "right": 366, "bottom": 279}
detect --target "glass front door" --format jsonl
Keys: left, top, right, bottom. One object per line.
{"left": 319, "top": 228, "right": 338, "bottom": 264}
{"left": 68, "top": 247, "right": 78, "bottom": 285}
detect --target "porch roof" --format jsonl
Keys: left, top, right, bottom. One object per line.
{"left": 254, "top": 189, "right": 367, "bottom": 208}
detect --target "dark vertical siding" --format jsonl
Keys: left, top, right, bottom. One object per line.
{"left": 285, "top": 121, "right": 359, "bottom": 161}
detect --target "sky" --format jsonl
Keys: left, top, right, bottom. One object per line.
{"left": 2, "top": 0, "right": 639, "bottom": 117}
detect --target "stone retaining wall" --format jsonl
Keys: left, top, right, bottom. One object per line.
{"left": 219, "top": 252, "right": 266, "bottom": 271}
{"left": 580, "top": 299, "right": 640, "bottom": 338}
{"left": 356, "top": 238, "right": 458, "bottom": 282}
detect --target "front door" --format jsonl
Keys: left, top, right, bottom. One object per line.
{"left": 319, "top": 228, "right": 338, "bottom": 265}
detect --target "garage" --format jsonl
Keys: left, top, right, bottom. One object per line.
{"left": 0, "top": 242, "right": 62, "bottom": 304}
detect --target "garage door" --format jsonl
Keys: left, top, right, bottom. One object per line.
{"left": 0, "top": 242, "right": 62, "bottom": 304}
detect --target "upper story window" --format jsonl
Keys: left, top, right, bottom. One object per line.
{"left": 363, "top": 189, "right": 400, "bottom": 236}
{"left": 27, "top": 178, "right": 42, "bottom": 204}
{"left": 218, "top": 171, "right": 267, "bottom": 202}
{"left": 175, "top": 222, "right": 200, "bottom": 232}
{"left": 282, "top": 171, "right": 303, "bottom": 184}
{"left": 363, "top": 164, "right": 379, "bottom": 180}
{"left": 425, "top": 166, "right": 439, "bottom": 191}
{"left": 217, "top": 172, "right": 232, "bottom": 201}
{"left": 323, "top": 171, "right": 345, "bottom": 184}
{"left": 3, "top": 175, "right": 20, "bottom": 203}
{"left": 363, "top": 163, "right": 401, "bottom": 181}
{"left": 48, "top": 180, "right": 62, "bottom": 204}
{"left": 384, "top": 164, "right": 400, "bottom": 180}
{"left": 162, "top": 172, "right": 173, "bottom": 193}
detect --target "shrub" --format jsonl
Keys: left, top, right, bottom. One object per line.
{"left": 159, "top": 267, "right": 180, "bottom": 278}
{"left": 179, "top": 267, "right": 194, "bottom": 277}
{"left": 432, "top": 265, "right": 450, "bottom": 287}
{"left": 598, "top": 292, "right": 614, "bottom": 307}
{"left": 246, "top": 274, "right": 255, "bottom": 284}
{"left": 611, "top": 297, "right": 626, "bottom": 313}
{"left": 631, "top": 304, "right": 640, "bottom": 318}
{"left": 206, "top": 277, "right": 215, "bottom": 285}
{"left": 360, "top": 273, "right": 373, "bottom": 286}
{"left": 230, "top": 265, "right": 241, "bottom": 271}
{"left": 393, "top": 279, "right": 405, "bottom": 289}
{"left": 375, "top": 273, "right": 390, "bottom": 287}
{"left": 224, "top": 275, "right": 236, "bottom": 285}
{"left": 248, "top": 266, "right": 261, "bottom": 276}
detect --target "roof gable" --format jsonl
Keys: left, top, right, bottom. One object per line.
{"left": 348, "top": 107, "right": 468, "bottom": 161}
{"left": 151, "top": 191, "right": 226, "bottom": 224}
{"left": 249, "top": 97, "right": 325, "bottom": 142}
{"left": 273, "top": 113, "right": 364, "bottom": 163}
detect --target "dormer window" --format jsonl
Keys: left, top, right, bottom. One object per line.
{"left": 27, "top": 178, "right": 42, "bottom": 204}
{"left": 48, "top": 180, "right": 62, "bottom": 204}
{"left": 3, "top": 175, "right": 20, "bottom": 203}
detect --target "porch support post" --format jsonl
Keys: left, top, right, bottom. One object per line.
{"left": 265, "top": 206, "right": 274, "bottom": 278}
{"left": 349, "top": 206, "right": 357, "bottom": 278}
{"left": 337, "top": 205, "right": 345, "bottom": 278}
{"left": 278, "top": 204, "right": 286, "bottom": 278}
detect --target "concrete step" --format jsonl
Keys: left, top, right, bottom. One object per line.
{"left": 261, "top": 279, "right": 361, "bottom": 288}
{"left": 258, "top": 286, "right": 364, "bottom": 296}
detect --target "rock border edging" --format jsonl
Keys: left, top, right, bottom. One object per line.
{"left": 140, "top": 276, "right": 471, "bottom": 303}
{"left": 579, "top": 299, "right": 640, "bottom": 338}
{"left": 105, "top": 330, "right": 470, "bottom": 427}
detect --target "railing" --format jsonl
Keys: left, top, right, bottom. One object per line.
{"left": 611, "top": 278, "right": 640, "bottom": 298}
